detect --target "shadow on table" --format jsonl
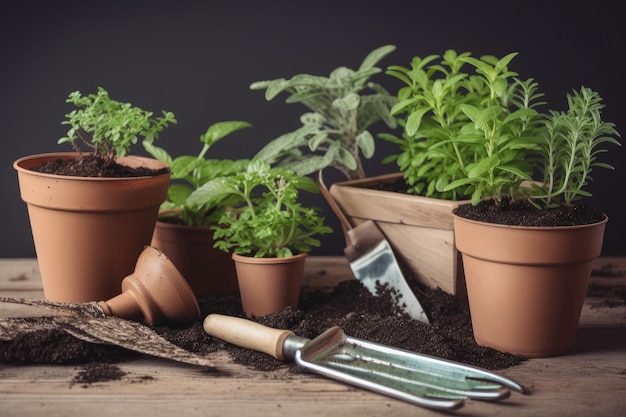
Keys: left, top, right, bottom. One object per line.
{"left": 571, "top": 326, "right": 626, "bottom": 354}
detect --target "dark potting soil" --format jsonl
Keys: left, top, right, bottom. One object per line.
{"left": 192, "top": 280, "right": 527, "bottom": 372}
{"left": 72, "top": 362, "right": 127, "bottom": 385}
{"left": 453, "top": 197, "right": 606, "bottom": 227}
{"left": 32, "top": 154, "right": 169, "bottom": 177}
{"left": 369, "top": 177, "right": 605, "bottom": 227}
{"left": 0, "top": 279, "right": 526, "bottom": 375}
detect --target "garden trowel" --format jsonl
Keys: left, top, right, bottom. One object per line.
{"left": 317, "top": 171, "right": 429, "bottom": 324}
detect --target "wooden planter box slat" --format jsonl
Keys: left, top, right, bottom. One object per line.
{"left": 329, "top": 172, "right": 467, "bottom": 298}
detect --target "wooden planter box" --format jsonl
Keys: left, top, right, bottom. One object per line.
{"left": 329, "top": 172, "right": 468, "bottom": 299}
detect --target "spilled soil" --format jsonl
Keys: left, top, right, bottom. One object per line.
{"left": 1, "top": 278, "right": 526, "bottom": 381}
{"left": 2, "top": 262, "right": 625, "bottom": 385}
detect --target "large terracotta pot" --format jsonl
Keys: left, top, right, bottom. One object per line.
{"left": 329, "top": 172, "right": 469, "bottom": 299}
{"left": 232, "top": 252, "right": 307, "bottom": 318}
{"left": 151, "top": 221, "right": 238, "bottom": 297}
{"left": 14, "top": 152, "right": 170, "bottom": 303}
{"left": 453, "top": 213, "right": 608, "bottom": 357}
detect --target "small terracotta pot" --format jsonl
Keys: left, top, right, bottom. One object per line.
{"left": 151, "top": 221, "right": 238, "bottom": 297}
{"left": 232, "top": 252, "right": 307, "bottom": 318}
{"left": 453, "top": 213, "right": 608, "bottom": 357}
{"left": 14, "top": 152, "right": 170, "bottom": 303}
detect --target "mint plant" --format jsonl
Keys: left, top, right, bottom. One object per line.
{"left": 383, "top": 50, "right": 544, "bottom": 204}
{"left": 383, "top": 50, "right": 621, "bottom": 208}
{"left": 251, "top": 45, "right": 398, "bottom": 180}
{"left": 187, "top": 160, "right": 332, "bottom": 258}
{"left": 59, "top": 87, "right": 177, "bottom": 164}
{"left": 143, "top": 120, "right": 252, "bottom": 226}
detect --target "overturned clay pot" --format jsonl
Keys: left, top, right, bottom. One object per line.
{"left": 98, "top": 246, "right": 200, "bottom": 325}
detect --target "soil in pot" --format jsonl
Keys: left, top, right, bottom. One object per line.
{"left": 363, "top": 176, "right": 605, "bottom": 227}
{"left": 452, "top": 197, "right": 606, "bottom": 226}
{"left": 32, "top": 154, "right": 169, "bottom": 177}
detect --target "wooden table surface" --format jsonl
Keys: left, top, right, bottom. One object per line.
{"left": 1, "top": 256, "right": 625, "bottom": 417}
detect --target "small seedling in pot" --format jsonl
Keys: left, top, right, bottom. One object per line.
{"left": 188, "top": 159, "right": 333, "bottom": 258}
{"left": 44, "top": 87, "right": 177, "bottom": 177}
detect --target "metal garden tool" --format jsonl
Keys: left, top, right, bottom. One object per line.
{"left": 317, "top": 170, "right": 429, "bottom": 323}
{"left": 204, "top": 314, "right": 524, "bottom": 410}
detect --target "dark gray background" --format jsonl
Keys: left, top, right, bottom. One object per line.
{"left": 2, "top": 0, "right": 624, "bottom": 257}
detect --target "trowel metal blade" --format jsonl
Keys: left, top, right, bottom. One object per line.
{"left": 344, "top": 221, "right": 429, "bottom": 324}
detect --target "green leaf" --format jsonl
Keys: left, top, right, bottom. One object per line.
{"left": 333, "top": 93, "right": 360, "bottom": 111}
{"left": 187, "top": 176, "right": 235, "bottom": 207}
{"left": 200, "top": 121, "right": 252, "bottom": 147}
{"left": 168, "top": 184, "right": 193, "bottom": 206}
{"left": 336, "top": 146, "right": 358, "bottom": 171}
{"left": 264, "top": 79, "right": 289, "bottom": 100}
{"left": 286, "top": 90, "right": 325, "bottom": 104}
{"left": 359, "top": 45, "right": 396, "bottom": 71}
{"left": 467, "top": 154, "right": 500, "bottom": 178}
{"left": 142, "top": 141, "right": 172, "bottom": 165}
{"left": 357, "top": 130, "right": 375, "bottom": 159}
{"left": 255, "top": 129, "right": 309, "bottom": 163}
{"left": 405, "top": 108, "right": 428, "bottom": 137}
{"left": 308, "top": 131, "right": 328, "bottom": 151}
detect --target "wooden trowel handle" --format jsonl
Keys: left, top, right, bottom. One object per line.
{"left": 203, "top": 314, "right": 294, "bottom": 361}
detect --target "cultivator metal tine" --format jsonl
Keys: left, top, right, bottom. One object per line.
{"left": 346, "top": 336, "right": 525, "bottom": 394}
{"left": 296, "top": 329, "right": 524, "bottom": 408}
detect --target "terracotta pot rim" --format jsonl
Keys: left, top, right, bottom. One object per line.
{"left": 452, "top": 212, "right": 608, "bottom": 231}
{"left": 232, "top": 252, "right": 308, "bottom": 264}
{"left": 13, "top": 152, "right": 171, "bottom": 180}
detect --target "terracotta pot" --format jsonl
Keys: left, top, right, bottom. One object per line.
{"left": 329, "top": 172, "right": 469, "bottom": 299}
{"left": 98, "top": 246, "right": 200, "bottom": 325}
{"left": 232, "top": 252, "right": 307, "bottom": 318}
{"left": 13, "top": 152, "right": 170, "bottom": 303}
{"left": 151, "top": 221, "right": 238, "bottom": 297}
{"left": 453, "top": 213, "right": 608, "bottom": 357}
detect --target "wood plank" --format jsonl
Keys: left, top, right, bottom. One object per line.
{"left": 1, "top": 257, "right": 625, "bottom": 417}
{"left": 329, "top": 173, "right": 465, "bottom": 229}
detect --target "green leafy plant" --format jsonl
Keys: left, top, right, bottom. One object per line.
{"left": 530, "top": 87, "right": 621, "bottom": 209}
{"left": 383, "top": 50, "right": 544, "bottom": 203}
{"left": 187, "top": 159, "right": 333, "bottom": 258}
{"left": 59, "top": 87, "right": 177, "bottom": 164}
{"left": 383, "top": 50, "right": 621, "bottom": 208}
{"left": 251, "top": 45, "right": 398, "bottom": 180}
{"left": 143, "top": 120, "right": 252, "bottom": 226}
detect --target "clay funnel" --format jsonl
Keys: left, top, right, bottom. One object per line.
{"left": 98, "top": 246, "right": 200, "bottom": 325}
